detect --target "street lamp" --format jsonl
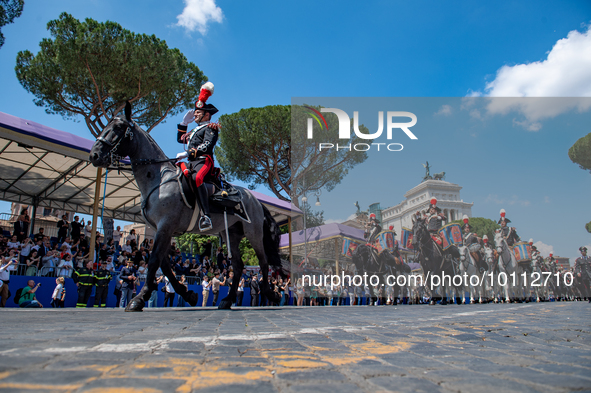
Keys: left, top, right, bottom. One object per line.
{"left": 295, "top": 183, "right": 321, "bottom": 266}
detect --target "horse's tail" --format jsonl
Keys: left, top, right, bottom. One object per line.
{"left": 262, "top": 204, "right": 282, "bottom": 268}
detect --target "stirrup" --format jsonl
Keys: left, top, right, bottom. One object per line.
{"left": 199, "top": 216, "right": 212, "bottom": 231}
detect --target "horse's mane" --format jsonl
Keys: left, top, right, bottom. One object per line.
{"left": 115, "top": 116, "right": 172, "bottom": 164}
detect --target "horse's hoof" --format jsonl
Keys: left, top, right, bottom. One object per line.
{"left": 125, "top": 298, "right": 145, "bottom": 312}
{"left": 218, "top": 300, "right": 232, "bottom": 310}
{"left": 186, "top": 290, "right": 198, "bottom": 307}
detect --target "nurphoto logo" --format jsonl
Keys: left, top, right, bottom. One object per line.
{"left": 305, "top": 107, "right": 418, "bottom": 152}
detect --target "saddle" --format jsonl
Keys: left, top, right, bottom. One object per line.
{"left": 176, "top": 164, "right": 250, "bottom": 223}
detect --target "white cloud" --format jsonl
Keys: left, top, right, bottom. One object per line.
{"left": 512, "top": 118, "right": 542, "bottom": 132}
{"left": 471, "top": 26, "right": 591, "bottom": 130}
{"left": 176, "top": 0, "right": 223, "bottom": 35}
{"left": 534, "top": 241, "right": 553, "bottom": 256}
{"left": 324, "top": 213, "right": 356, "bottom": 225}
{"left": 435, "top": 105, "right": 452, "bottom": 116}
{"left": 484, "top": 194, "right": 530, "bottom": 207}
{"left": 484, "top": 27, "right": 591, "bottom": 98}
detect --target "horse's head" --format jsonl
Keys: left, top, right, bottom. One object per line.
{"left": 411, "top": 214, "right": 427, "bottom": 248}
{"left": 90, "top": 102, "right": 137, "bottom": 167}
{"left": 458, "top": 245, "right": 468, "bottom": 262}
{"left": 494, "top": 230, "right": 504, "bottom": 253}
{"left": 484, "top": 247, "right": 496, "bottom": 264}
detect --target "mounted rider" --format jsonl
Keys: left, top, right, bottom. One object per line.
{"left": 574, "top": 246, "right": 591, "bottom": 301}
{"left": 175, "top": 82, "right": 219, "bottom": 231}
{"left": 364, "top": 214, "right": 382, "bottom": 245}
{"left": 425, "top": 198, "right": 446, "bottom": 247}
{"left": 462, "top": 215, "right": 487, "bottom": 272}
{"left": 497, "top": 209, "right": 520, "bottom": 247}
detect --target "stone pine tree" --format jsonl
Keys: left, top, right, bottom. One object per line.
{"left": 15, "top": 12, "right": 207, "bottom": 137}
{"left": 450, "top": 217, "right": 500, "bottom": 247}
{"left": 568, "top": 132, "right": 591, "bottom": 173}
{"left": 217, "top": 105, "right": 368, "bottom": 206}
{"left": 15, "top": 12, "right": 207, "bottom": 238}
{"left": 0, "top": 0, "right": 24, "bottom": 48}
{"left": 568, "top": 133, "right": 590, "bottom": 233}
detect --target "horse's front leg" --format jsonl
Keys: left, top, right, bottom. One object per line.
{"left": 126, "top": 230, "right": 171, "bottom": 311}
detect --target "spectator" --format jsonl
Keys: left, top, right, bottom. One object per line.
{"left": 51, "top": 277, "right": 66, "bottom": 308}
{"left": 57, "top": 214, "right": 69, "bottom": 244}
{"left": 163, "top": 275, "right": 175, "bottom": 307}
{"left": 126, "top": 229, "right": 137, "bottom": 250}
{"left": 148, "top": 268, "right": 164, "bottom": 308}
{"left": 19, "top": 279, "right": 43, "bottom": 308}
{"left": 117, "top": 251, "right": 129, "bottom": 265}
{"left": 211, "top": 271, "right": 226, "bottom": 307}
{"left": 147, "top": 239, "right": 154, "bottom": 251}
{"left": 78, "top": 234, "right": 89, "bottom": 254}
{"left": 121, "top": 240, "right": 132, "bottom": 254}
{"left": 112, "top": 226, "right": 121, "bottom": 248}
{"left": 251, "top": 274, "right": 261, "bottom": 307}
{"left": 201, "top": 275, "right": 211, "bottom": 306}
{"left": 1, "top": 254, "right": 17, "bottom": 307}
{"left": 280, "top": 278, "right": 290, "bottom": 306}
{"left": 58, "top": 253, "right": 74, "bottom": 278}
{"left": 119, "top": 260, "right": 136, "bottom": 308}
{"left": 41, "top": 249, "right": 58, "bottom": 277}
{"left": 19, "top": 237, "right": 33, "bottom": 272}
{"left": 216, "top": 247, "right": 225, "bottom": 271}
{"left": 105, "top": 256, "right": 115, "bottom": 272}
{"left": 137, "top": 261, "right": 147, "bottom": 279}
{"left": 13, "top": 213, "right": 29, "bottom": 242}
{"left": 236, "top": 276, "right": 245, "bottom": 306}
{"left": 34, "top": 227, "right": 45, "bottom": 243}
{"left": 61, "top": 237, "right": 73, "bottom": 255}
{"left": 7, "top": 235, "right": 20, "bottom": 251}
{"left": 70, "top": 216, "right": 83, "bottom": 242}
{"left": 177, "top": 275, "right": 188, "bottom": 307}
{"left": 25, "top": 250, "right": 40, "bottom": 276}
{"left": 83, "top": 220, "right": 93, "bottom": 238}
{"left": 202, "top": 240, "right": 212, "bottom": 260}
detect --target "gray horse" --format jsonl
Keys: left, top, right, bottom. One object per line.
{"left": 89, "top": 103, "right": 283, "bottom": 311}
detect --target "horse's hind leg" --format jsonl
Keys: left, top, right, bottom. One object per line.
{"left": 218, "top": 224, "right": 244, "bottom": 310}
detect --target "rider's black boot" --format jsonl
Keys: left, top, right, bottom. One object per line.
{"left": 196, "top": 184, "right": 212, "bottom": 231}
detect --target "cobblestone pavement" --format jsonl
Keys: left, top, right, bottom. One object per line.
{"left": 1, "top": 302, "right": 590, "bottom": 392}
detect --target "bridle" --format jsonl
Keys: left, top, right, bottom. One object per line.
{"left": 96, "top": 118, "right": 135, "bottom": 167}
{"left": 95, "top": 119, "right": 176, "bottom": 166}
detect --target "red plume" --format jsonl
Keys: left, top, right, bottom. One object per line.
{"left": 196, "top": 82, "right": 214, "bottom": 108}
{"left": 430, "top": 198, "right": 437, "bottom": 205}
{"left": 463, "top": 218, "right": 469, "bottom": 224}
{"left": 389, "top": 226, "right": 393, "bottom": 230}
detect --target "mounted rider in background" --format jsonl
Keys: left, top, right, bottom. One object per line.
{"left": 497, "top": 209, "right": 520, "bottom": 247}
{"left": 462, "top": 215, "right": 487, "bottom": 272}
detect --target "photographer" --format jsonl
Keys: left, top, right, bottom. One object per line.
{"left": 19, "top": 279, "right": 43, "bottom": 308}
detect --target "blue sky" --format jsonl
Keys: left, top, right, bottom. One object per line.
{"left": 0, "top": 1, "right": 590, "bottom": 259}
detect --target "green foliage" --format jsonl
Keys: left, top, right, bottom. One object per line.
{"left": 568, "top": 132, "right": 591, "bottom": 173}
{"left": 175, "top": 234, "right": 219, "bottom": 255}
{"left": 291, "top": 105, "right": 369, "bottom": 207}
{"left": 0, "top": 0, "right": 24, "bottom": 48}
{"left": 302, "top": 203, "right": 325, "bottom": 228}
{"left": 217, "top": 105, "right": 291, "bottom": 200}
{"left": 586, "top": 221, "right": 591, "bottom": 234}
{"left": 450, "top": 217, "right": 500, "bottom": 246}
{"left": 15, "top": 12, "right": 206, "bottom": 137}
{"left": 217, "top": 105, "right": 369, "bottom": 204}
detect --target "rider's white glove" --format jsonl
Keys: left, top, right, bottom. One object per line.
{"left": 176, "top": 152, "right": 188, "bottom": 160}
{"left": 180, "top": 110, "right": 195, "bottom": 126}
